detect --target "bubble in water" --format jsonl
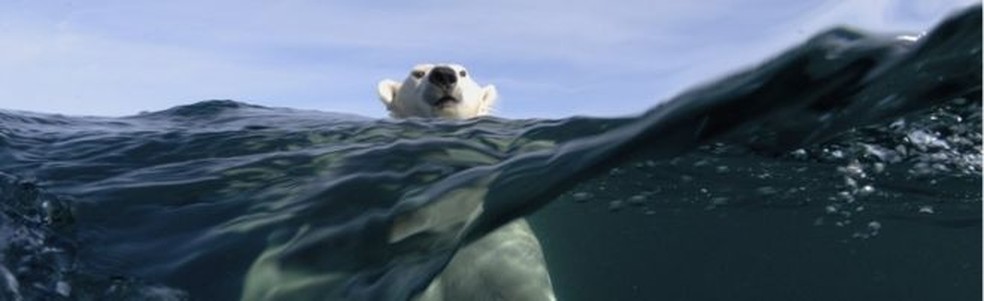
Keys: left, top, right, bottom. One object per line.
{"left": 40, "top": 199, "right": 74, "bottom": 227}
{"left": 608, "top": 200, "right": 625, "bottom": 212}
{"left": 790, "top": 149, "right": 808, "bottom": 160}
{"left": 862, "top": 144, "right": 902, "bottom": 163}
{"left": 858, "top": 185, "right": 875, "bottom": 196}
{"left": 710, "top": 197, "right": 730, "bottom": 205}
{"left": 838, "top": 161, "right": 865, "bottom": 178}
{"left": 571, "top": 192, "right": 592, "bottom": 203}
{"left": 55, "top": 281, "right": 70, "bottom": 297}
{"left": 867, "top": 221, "right": 882, "bottom": 231}
{"left": 889, "top": 118, "right": 907, "bottom": 130}
{"left": 872, "top": 162, "right": 886, "bottom": 174}
{"left": 837, "top": 191, "right": 854, "bottom": 203}
{"left": 844, "top": 177, "right": 857, "bottom": 188}
{"left": 853, "top": 221, "right": 882, "bottom": 239}
{"left": 609, "top": 167, "right": 623, "bottom": 176}
{"left": 894, "top": 145, "right": 908, "bottom": 156}
{"left": 907, "top": 130, "right": 950, "bottom": 151}
{"left": 755, "top": 186, "right": 778, "bottom": 195}
{"left": 910, "top": 162, "right": 941, "bottom": 176}
{"left": 918, "top": 206, "right": 935, "bottom": 214}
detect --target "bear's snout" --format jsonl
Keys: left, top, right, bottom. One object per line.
{"left": 379, "top": 63, "right": 497, "bottom": 119}
{"left": 427, "top": 66, "right": 458, "bottom": 89}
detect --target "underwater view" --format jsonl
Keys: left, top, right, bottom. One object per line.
{"left": 1, "top": 5, "right": 981, "bottom": 301}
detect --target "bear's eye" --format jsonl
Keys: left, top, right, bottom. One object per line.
{"left": 458, "top": 70, "right": 467, "bottom": 77}
{"left": 410, "top": 70, "right": 426, "bottom": 79}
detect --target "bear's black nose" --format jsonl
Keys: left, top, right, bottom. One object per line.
{"left": 427, "top": 66, "right": 457, "bottom": 89}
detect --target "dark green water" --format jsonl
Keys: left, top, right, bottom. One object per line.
{"left": 0, "top": 6, "right": 980, "bottom": 301}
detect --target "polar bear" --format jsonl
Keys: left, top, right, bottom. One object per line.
{"left": 377, "top": 64, "right": 498, "bottom": 119}
{"left": 378, "top": 64, "right": 556, "bottom": 301}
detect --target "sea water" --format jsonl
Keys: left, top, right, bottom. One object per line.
{"left": 0, "top": 6, "right": 980, "bottom": 301}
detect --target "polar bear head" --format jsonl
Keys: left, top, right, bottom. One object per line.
{"left": 377, "top": 64, "right": 497, "bottom": 119}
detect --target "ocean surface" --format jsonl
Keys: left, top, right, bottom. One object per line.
{"left": 1, "top": 6, "right": 981, "bottom": 301}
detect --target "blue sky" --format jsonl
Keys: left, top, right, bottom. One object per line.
{"left": 0, "top": 0, "right": 979, "bottom": 119}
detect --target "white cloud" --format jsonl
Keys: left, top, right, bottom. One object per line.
{"left": 0, "top": 0, "right": 978, "bottom": 118}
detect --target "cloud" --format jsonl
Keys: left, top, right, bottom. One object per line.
{"left": 0, "top": 0, "right": 978, "bottom": 118}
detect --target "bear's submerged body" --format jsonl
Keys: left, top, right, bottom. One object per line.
{"left": 378, "top": 64, "right": 556, "bottom": 301}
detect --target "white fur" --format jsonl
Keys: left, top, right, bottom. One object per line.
{"left": 378, "top": 64, "right": 498, "bottom": 119}
{"left": 380, "top": 64, "right": 555, "bottom": 301}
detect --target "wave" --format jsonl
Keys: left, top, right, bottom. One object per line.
{"left": 0, "top": 5, "right": 980, "bottom": 301}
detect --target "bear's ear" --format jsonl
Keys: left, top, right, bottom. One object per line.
{"left": 478, "top": 85, "right": 498, "bottom": 116}
{"left": 377, "top": 79, "right": 401, "bottom": 108}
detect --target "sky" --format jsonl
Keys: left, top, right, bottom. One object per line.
{"left": 0, "top": 0, "right": 979, "bottom": 119}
